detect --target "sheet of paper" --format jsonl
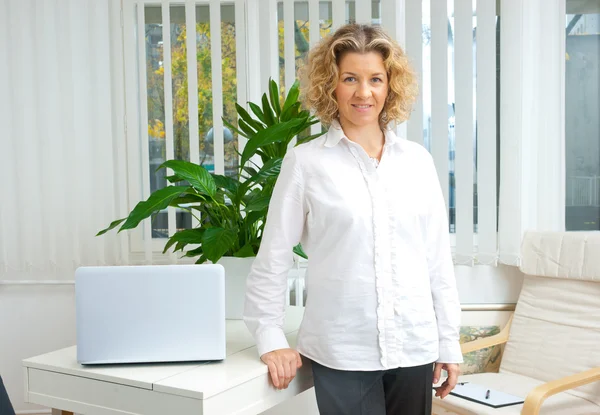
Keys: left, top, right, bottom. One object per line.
{"left": 449, "top": 383, "right": 525, "bottom": 408}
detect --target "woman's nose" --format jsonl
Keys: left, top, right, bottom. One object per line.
{"left": 355, "top": 82, "right": 372, "bottom": 99}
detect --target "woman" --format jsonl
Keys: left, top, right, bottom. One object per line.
{"left": 244, "top": 23, "right": 462, "bottom": 414}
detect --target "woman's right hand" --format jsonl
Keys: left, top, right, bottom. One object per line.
{"left": 260, "top": 348, "right": 303, "bottom": 390}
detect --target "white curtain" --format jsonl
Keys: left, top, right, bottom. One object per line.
{"left": 0, "top": 0, "right": 128, "bottom": 281}
{"left": 498, "top": 0, "right": 565, "bottom": 266}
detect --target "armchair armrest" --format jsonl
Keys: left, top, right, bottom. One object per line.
{"left": 460, "top": 314, "right": 513, "bottom": 354}
{"left": 521, "top": 367, "right": 600, "bottom": 415}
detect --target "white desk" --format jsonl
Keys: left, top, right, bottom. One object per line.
{"left": 23, "top": 307, "right": 313, "bottom": 415}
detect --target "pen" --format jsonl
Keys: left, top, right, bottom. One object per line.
{"left": 485, "top": 390, "right": 491, "bottom": 399}
{"left": 457, "top": 382, "right": 469, "bottom": 385}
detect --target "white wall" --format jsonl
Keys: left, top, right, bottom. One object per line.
{"left": 1, "top": 266, "right": 523, "bottom": 414}
{"left": 0, "top": 282, "right": 76, "bottom": 414}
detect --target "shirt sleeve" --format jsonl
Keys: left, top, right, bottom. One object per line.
{"left": 424, "top": 154, "right": 463, "bottom": 364}
{"left": 243, "top": 149, "right": 307, "bottom": 358}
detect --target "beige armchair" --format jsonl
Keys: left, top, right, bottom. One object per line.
{"left": 434, "top": 231, "right": 600, "bottom": 415}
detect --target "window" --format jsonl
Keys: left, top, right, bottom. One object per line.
{"left": 125, "top": 1, "right": 241, "bottom": 249}
{"left": 565, "top": 4, "right": 600, "bottom": 230}
{"left": 123, "top": 0, "right": 499, "bottom": 262}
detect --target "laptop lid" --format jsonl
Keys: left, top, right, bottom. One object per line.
{"left": 75, "top": 264, "right": 225, "bottom": 364}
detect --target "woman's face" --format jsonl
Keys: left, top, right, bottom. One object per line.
{"left": 334, "top": 51, "right": 388, "bottom": 130}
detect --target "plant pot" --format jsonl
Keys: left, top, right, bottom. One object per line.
{"left": 217, "top": 256, "right": 255, "bottom": 320}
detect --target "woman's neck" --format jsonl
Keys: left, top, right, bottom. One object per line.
{"left": 339, "top": 119, "right": 385, "bottom": 159}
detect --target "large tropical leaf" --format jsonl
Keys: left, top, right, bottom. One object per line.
{"left": 119, "top": 186, "right": 188, "bottom": 231}
{"left": 195, "top": 254, "right": 209, "bottom": 264}
{"left": 280, "top": 102, "right": 301, "bottom": 122}
{"left": 282, "top": 80, "right": 300, "bottom": 114}
{"left": 163, "top": 228, "right": 205, "bottom": 254}
{"left": 182, "top": 246, "right": 204, "bottom": 257}
{"left": 233, "top": 243, "right": 256, "bottom": 258}
{"left": 248, "top": 102, "right": 268, "bottom": 125}
{"left": 261, "top": 93, "right": 276, "bottom": 125}
{"left": 159, "top": 160, "right": 216, "bottom": 198}
{"left": 245, "top": 193, "right": 271, "bottom": 212}
{"left": 245, "top": 210, "right": 265, "bottom": 227}
{"left": 296, "top": 131, "right": 326, "bottom": 146}
{"left": 240, "top": 118, "right": 305, "bottom": 167}
{"left": 97, "top": 218, "right": 126, "bottom": 236}
{"left": 201, "top": 227, "right": 237, "bottom": 263}
{"left": 243, "top": 166, "right": 259, "bottom": 177}
{"left": 212, "top": 174, "right": 239, "bottom": 196}
{"left": 235, "top": 103, "right": 263, "bottom": 131}
{"left": 238, "top": 118, "right": 258, "bottom": 137}
{"left": 168, "top": 192, "right": 206, "bottom": 207}
{"left": 269, "top": 78, "right": 282, "bottom": 117}
{"left": 293, "top": 243, "right": 308, "bottom": 259}
{"left": 246, "top": 158, "right": 282, "bottom": 185}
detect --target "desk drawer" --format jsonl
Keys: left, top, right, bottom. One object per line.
{"left": 25, "top": 368, "right": 203, "bottom": 415}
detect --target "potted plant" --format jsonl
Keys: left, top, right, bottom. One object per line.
{"left": 98, "top": 79, "right": 322, "bottom": 318}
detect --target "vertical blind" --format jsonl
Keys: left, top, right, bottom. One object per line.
{"left": 3, "top": 0, "right": 565, "bottom": 280}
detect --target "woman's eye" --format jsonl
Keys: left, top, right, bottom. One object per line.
{"left": 372, "top": 77, "right": 382, "bottom": 83}
{"left": 344, "top": 77, "right": 356, "bottom": 82}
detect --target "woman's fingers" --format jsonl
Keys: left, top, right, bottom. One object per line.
{"left": 277, "top": 359, "right": 286, "bottom": 389}
{"left": 267, "top": 360, "right": 280, "bottom": 389}
{"left": 289, "top": 359, "right": 297, "bottom": 385}
{"left": 261, "top": 349, "right": 302, "bottom": 390}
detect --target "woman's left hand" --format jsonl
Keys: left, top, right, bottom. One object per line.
{"left": 433, "top": 362, "right": 460, "bottom": 399}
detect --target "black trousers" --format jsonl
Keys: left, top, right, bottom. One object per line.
{"left": 308, "top": 358, "right": 433, "bottom": 415}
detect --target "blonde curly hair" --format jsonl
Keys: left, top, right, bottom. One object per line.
{"left": 299, "top": 24, "right": 418, "bottom": 128}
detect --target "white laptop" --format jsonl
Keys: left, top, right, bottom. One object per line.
{"left": 75, "top": 264, "right": 226, "bottom": 365}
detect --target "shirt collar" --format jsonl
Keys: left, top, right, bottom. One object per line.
{"left": 324, "top": 119, "right": 402, "bottom": 150}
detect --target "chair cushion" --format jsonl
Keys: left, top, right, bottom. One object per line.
{"left": 500, "top": 274, "right": 600, "bottom": 405}
{"left": 432, "top": 372, "right": 600, "bottom": 415}
{"left": 520, "top": 231, "right": 600, "bottom": 282}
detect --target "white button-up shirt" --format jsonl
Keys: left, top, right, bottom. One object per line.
{"left": 244, "top": 120, "right": 463, "bottom": 370}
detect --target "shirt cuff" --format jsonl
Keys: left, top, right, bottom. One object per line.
{"left": 256, "top": 327, "right": 290, "bottom": 358}
{"left": 437, "top": 340, "right": 464, "bottom": 364}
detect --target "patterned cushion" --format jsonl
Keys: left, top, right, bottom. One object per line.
{"left": 459, "top": 326, "right": 504, "bottom": 375}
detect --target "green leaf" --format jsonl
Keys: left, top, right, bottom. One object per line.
{"left": 282, "top": 80, "right": 300, "bottom": 115}
{"left": 245, "top": 194, "right": 271, "bottom": 212}
{"left": 223, "top": 117, "right": 248, "bottom": 139}
{"left": 97, "top": 218, "right": 126, "bottom": 236}
{"left": 245, "top": 210, "right": 265, "bottom": 227}
{"left": 119, "top": 186, "right": 188, "bottom": 231}
{"left": 243, "top": 166, "right": 259, "bottom": 177}
{"left": 195, "top": 255, "right": 209, "bottom": 264}
{"left": 163, "top": 228, "right": 205, "bottom": 254}
{"left": 280, "top": 102, "right": 301, "bottom": 122}
{"left": 238, "top": 118, "right": 258, "bottom": 137}
{"left": 174, "top": 241, "right": 186, "bottom": 252}
{"left": 293, "top": 243, "right": 308, "bottom": 259}
{"left": 201, "top": 227, "right": 237, "bottom": 263}
{"left": 248, "top": 102, "right": 267, "bottom": 125}
{"left": 269, "top": 78, "right": 282, "bottom": 117}
{"left": 234, "top": 244, "right": 256, "bottom": 258}
{"left": 165, "top": 174, "right": 185, "bottom": 183}
{"left": 182, "top": 246, "right": 204, "bottom": 257}
{"left": 240, "top": 118, "right": 305, "bottom": 168}
{"left": 247, "top": 158, "right": 282, "bottom": 184}
{"left": 212, "top": 174, "right": 239, "bottom": 196}
{"left": 261, "top": 93, "right": 276, "bottom": 125}
{"left": 296, "top": 130, "right": 326, "bottom": 145}
{"left": 159, "top": 160, "right": 217, "bottom": 198}
{"left": 169, "top": 193, "right": 206, "bottom": 207}
{"left": 235, "top": 103, "right": 263, "bottom": 131}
